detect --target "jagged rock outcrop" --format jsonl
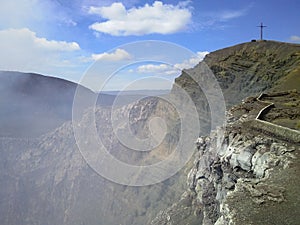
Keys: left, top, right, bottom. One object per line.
{"left": 191, "top": 128, "right": 297, "bottom": 224}
{"left": 151, "top": 92, "right": 300, "bottom": 225}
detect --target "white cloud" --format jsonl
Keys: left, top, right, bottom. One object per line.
{"left": 89, "top": 2, "right": 127, "bottom": 19}
{"left": 218, "top": 10, "right": 246, "bottom": 21}
{"left": 0, "top": 28, "right": 80, "bottom": 51}
{"left": 88, "top": 1, "right": 192, "bottom": 36}
{"left": 136, "top": 51, "right": 209, "bottom": 75}
{"left": 290, "top": 35, "right": 300, "bottom": 42}
{"left": 137, "top": 63, "right": 175, "bottom": 75}
{"left": 0, "top": 28, "right": 82, "bottom": 75}
{"left": 91, "top": 48, "right": 132, "bottom": 61}
{"left": 61, "top": 18, "right": 78, "bottom": 27}
{"left": 34, "top": 36, "right": 80, "bottom": 51}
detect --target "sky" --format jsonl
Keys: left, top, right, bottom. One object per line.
{"left": 0, "top": 0, "right": 299, "bottom": 91}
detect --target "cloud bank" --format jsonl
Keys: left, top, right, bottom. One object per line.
{"left": 88, "top": 1, "right": 192, "bottom": 36}
{"left": 0, "top": 28, "right": 81, "bottom": 74}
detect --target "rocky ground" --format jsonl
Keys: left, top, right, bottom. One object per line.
{"left": 150, "top": 91, "right": 300, "bottom": 225}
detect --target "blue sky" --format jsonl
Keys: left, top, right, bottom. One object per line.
{"left": 0, "top": 0, "right": 299, "bottom": 90}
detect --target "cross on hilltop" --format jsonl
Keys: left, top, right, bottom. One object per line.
{"left": 257, "top": 22, "right": 267, "bottom": 40}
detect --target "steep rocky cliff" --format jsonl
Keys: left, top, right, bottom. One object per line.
{"left": 150, "top": 41, "right": 300, "bottom": 224}
{"left": 0, "top": 95, "right": 190, "bottom": 225}
{"left": 151, "top": 90, "right": 300, "bottom": 225}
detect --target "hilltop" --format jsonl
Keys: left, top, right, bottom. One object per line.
{"left": 206, "top": 40, "right": 300, "bottom": 102}
{"left": 177, "top": 40, "right": 300, "bottom": 106}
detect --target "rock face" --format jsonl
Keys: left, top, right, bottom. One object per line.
{"left": 151, "top": 93, "right": 300, "bottom": 225}
{"left": 0, "top": 95, "right": 189, "bottom": 225}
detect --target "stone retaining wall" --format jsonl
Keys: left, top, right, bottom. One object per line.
{"left": 248, "top": 92, "right": 300, "bottom": 143}
{"left": 249, "top": 119, "right": 300, "bottom": 143}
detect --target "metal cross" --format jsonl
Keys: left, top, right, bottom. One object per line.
{"left": 257, "top": 22, "right": 267, "bottom": 40}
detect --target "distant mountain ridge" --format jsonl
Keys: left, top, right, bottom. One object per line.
{"left": 0, "top": 71, "right": 120, "bottom": 137}
{"left": 0, "top": 71, "right": 170, "bottom": 138}
{"left": 0, "top": 71, "right": 92, "bottom": 137}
